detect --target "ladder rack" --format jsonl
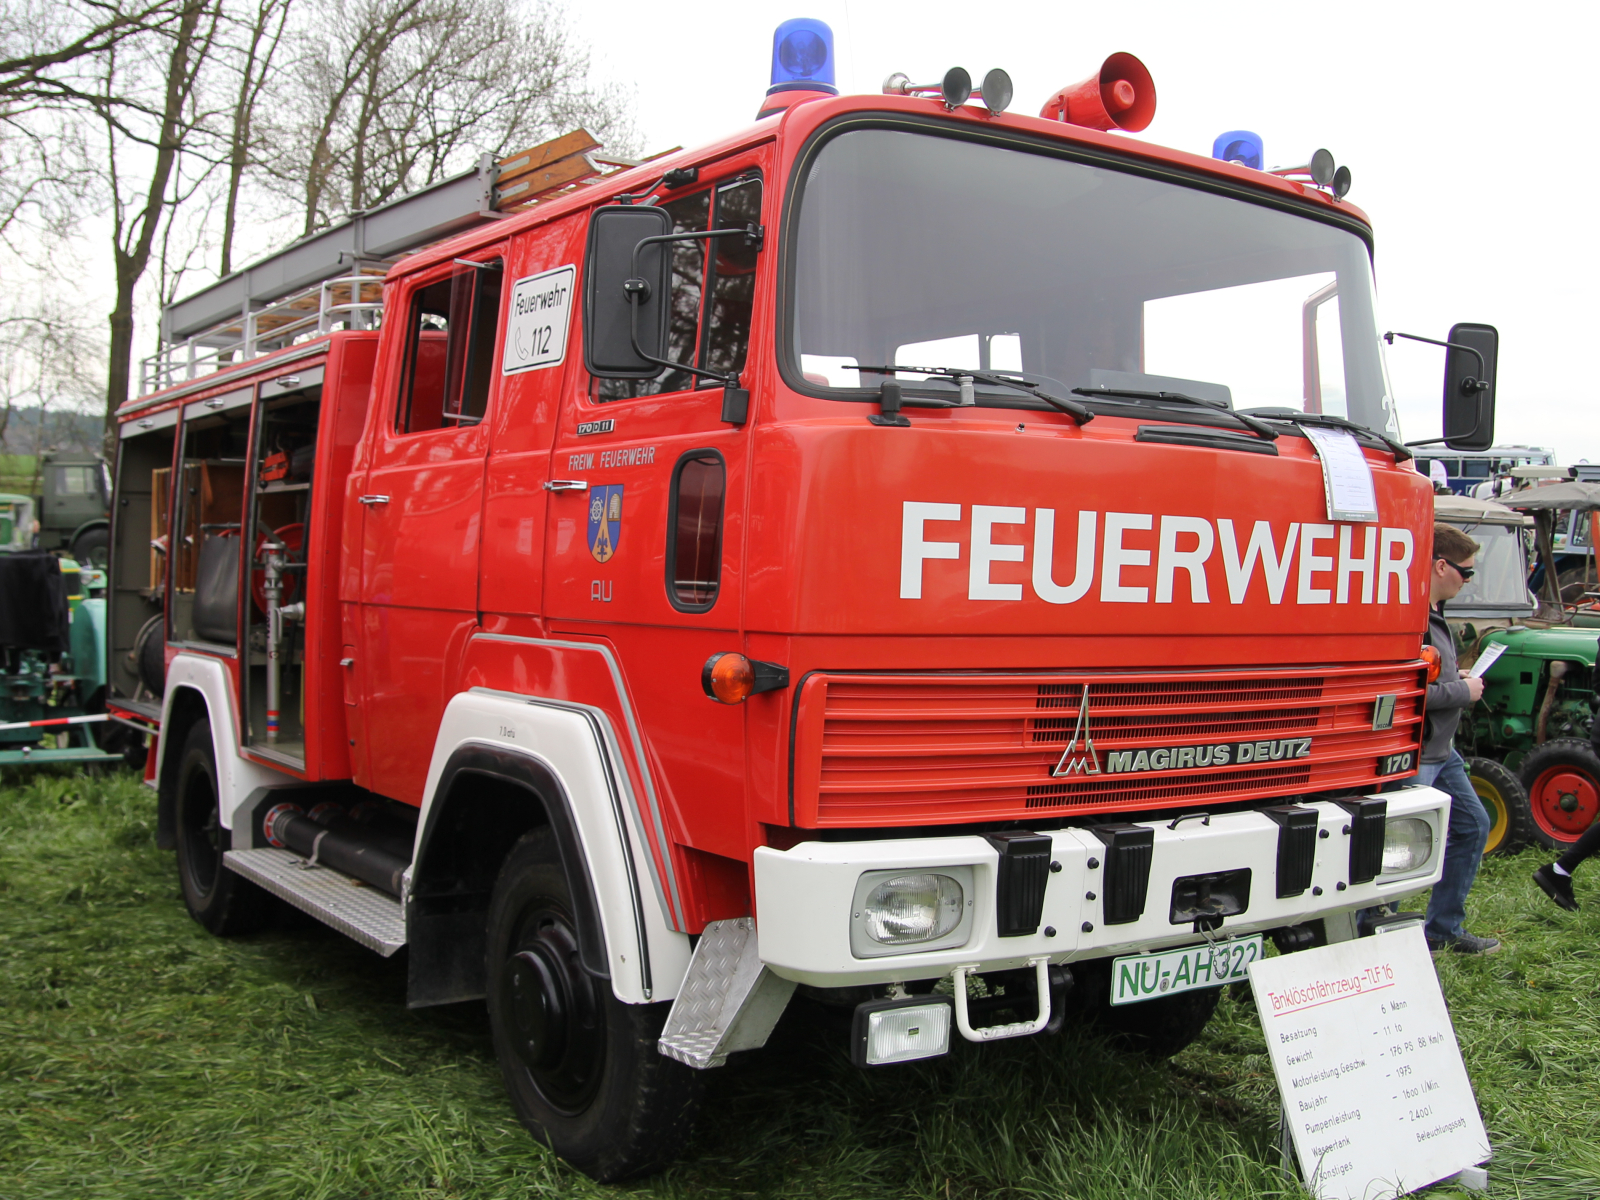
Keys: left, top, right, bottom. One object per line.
{"left": 140, "top": 131, "right": 656, "bottom": 397}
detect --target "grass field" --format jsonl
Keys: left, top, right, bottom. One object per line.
{"left": 2, "top": 765, "right": 1596, "bottom": 1200}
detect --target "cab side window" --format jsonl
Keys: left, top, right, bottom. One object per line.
{"left": 398, "top": 260, "right": 503, "bottom": 432}
{"left": 703, "top": 178, "right": 760, "bottom": 377}
{"left": 598, "top": 174, "right": 762, "bottom": 400}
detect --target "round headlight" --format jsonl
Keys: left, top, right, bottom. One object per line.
{"left": 1381, "top": 817, "right": 1433, "bottom": 875}
{"left": 863, "top": 873, "right": 965, "bottom": 945}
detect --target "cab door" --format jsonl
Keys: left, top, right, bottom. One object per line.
{"left": 358, "top": 253, "right": 505, "bottom": 803}
{"left": 544, "top": 165, "right": 765, "bottom": 862}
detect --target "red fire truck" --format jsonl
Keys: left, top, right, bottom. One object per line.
{"left": 108, "top": 22, "right": 1499, "bottom": 1180}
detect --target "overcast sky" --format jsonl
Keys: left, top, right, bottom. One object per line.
{"left": 567, "top": 0, "right": 1598, "bottom": 462}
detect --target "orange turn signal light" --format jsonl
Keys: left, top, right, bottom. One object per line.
{"left": 702, "top": 653, "right": 791, "bottom": 703}
{"left": 704, "top": 653, "right": 756, "bottom": 704}
{"left": 1420, "top": 644, "right": 1441, "bottom": 684}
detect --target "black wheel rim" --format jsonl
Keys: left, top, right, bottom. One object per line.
{"left": 500, "top": 900, "right": 605, "bottom": 1114}
{"left": 178, "top": 758, "right": 222, "bottom": 898}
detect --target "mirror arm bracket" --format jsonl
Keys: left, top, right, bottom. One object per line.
{"left": 1384, "top": 330, "right": 1488, "bottom": 392}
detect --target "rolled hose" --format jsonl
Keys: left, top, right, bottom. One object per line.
{"left": 262, "top": 802, "right": 412, "bottom": 896}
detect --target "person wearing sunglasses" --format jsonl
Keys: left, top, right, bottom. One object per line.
{"left": 1418, "top": 523, "right": 1499, "bottom": 954}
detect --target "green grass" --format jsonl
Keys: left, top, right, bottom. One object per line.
{"left": 1, "top": 766, "right": 1596, "bottom": 1199}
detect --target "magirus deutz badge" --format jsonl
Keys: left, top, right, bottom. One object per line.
{"left": 1051, "top": 686, "right": 1314, "bottom": 777}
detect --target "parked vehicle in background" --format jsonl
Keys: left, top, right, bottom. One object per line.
{"left": 1444, "top": 487, "right": 1600, "bottom": 853}
{"left": 108, "top": 24, "right": 1499, "bottom": 1180}
{"left": 35, "top": 452, "right": 113, "bottom": 568}
{"left": 0, "top": 452, "right": 114, "bottom": 566}
{"left": 1433, "top": 494, "right": 1539, "bottom": 854}
{"left": 0, "top": 539, "right": 122, "bottom": 767}
{"left": 1411, "top": 445, "right": 1553, "bottom": 496}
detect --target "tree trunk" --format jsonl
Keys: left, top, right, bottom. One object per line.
{"left": 100, "top": 0, "right": 206, "bottom": 436}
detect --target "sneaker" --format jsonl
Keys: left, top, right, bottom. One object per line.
{"left": 1534, "top": 864, "right": 1580, "bottom": 912}
{"left": 1427, "top": 932, "right": 1502, "bottom": 955}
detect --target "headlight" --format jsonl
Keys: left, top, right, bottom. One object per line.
{"left": 1381, "top": 817, "right": 1433, "bottom": 875}
{"left": 862, "top": 873, "right": 965, "bottom": 945}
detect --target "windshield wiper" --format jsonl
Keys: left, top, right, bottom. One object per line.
{"left": 1238, "top": 408, "right": 1413, "bottom": 462}
{"left": 1070, "top": 386, "right": 1278, "bottom": 441}
{"left": 849, "top": 365, "right": 1094, "bottom": 425}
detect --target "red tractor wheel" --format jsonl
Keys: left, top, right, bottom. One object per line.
{"left": 1519, "top": 739, "right": 1600, "bottom": 851}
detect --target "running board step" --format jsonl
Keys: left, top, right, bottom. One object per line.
{"left": 225, "top": 847, "right": 405, "bottom": 956}
{"left": 658, "top": 917, "right": 795, "bottom": 1069}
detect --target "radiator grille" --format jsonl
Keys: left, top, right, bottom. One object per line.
{"left": 791, "top": 666, "right": 1425, "bottom": 828}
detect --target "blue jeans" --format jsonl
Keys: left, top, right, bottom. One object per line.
{"left": 1421, "top": 749, "right": 1491, "bottom": 943}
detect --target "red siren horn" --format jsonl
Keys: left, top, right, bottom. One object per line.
{"left": 1039, "top": 52, "right": 1156, "bottom": 132}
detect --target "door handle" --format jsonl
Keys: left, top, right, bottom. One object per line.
{"left": 358, "top": 494, "right": 390, "bottom": 505}
{"left": 543, "top": 480, "right": 589, "bottom": 492}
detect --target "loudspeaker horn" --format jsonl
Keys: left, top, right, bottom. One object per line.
{"left": 1038, "top": 52, "right": 1156, "bottom": 132}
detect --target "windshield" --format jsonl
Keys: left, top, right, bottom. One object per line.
{"left": 791, "top": 129, "right": 1399, "bottom": 436}
{"left": 1444, "top": 523, "right": 1535, "bottom": 615}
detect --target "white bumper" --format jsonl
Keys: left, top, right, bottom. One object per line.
{"left": 753, "top": 787, "right": 1447, "bottom": 987}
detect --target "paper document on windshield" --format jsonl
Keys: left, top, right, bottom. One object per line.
{"left": 1468, "top": 642, "right": 1509, "bottom": 680}
{"left": 1303, "top": 426, "right": 1379, "bottom": 523}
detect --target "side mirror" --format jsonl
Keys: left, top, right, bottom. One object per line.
{"left": 582, "top": 205, "right": 672, "bottom": 378}
{"left": 1442, "top": 322, "right": 1497, "bottom": 452}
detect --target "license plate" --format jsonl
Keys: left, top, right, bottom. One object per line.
{"left": 1109, "top": 935, "right": 1264, "bottom": 1006}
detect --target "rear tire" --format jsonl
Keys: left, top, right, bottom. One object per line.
{"left": 485, "top": 828, "right": 700, "bottom": 1181}
{"left": 1519, "top": 739, "right": 1600, "bottom": 852}
{"left": 174, "top": 719, "right": 271, "bottom": 935}
{"left": 1467, "top": 756, "right": 1534, "bottom": 856}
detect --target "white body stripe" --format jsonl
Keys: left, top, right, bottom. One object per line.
{"left": 158, "top": 653, "right": 296, "bottom": 830}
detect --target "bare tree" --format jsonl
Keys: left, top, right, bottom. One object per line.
{"left": 217, "top": 0, "right": 290, "bottom": 275}
{"left": 0, "top": 0, "right": 184, "bottom": 108}
{"left": 0, "top": 299, "right": 103, "bottom": 466}
{"left": 96, "top": 0, "right": 222, "bottom": 435}
{"left": 263, "top": 0, "right": 632, "bottom": 236}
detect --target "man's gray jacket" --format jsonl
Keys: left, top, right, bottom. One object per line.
{"left": 1422, "top": 605, "right": 1471, "bottom": 764}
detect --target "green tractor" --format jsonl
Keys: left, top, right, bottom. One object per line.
{"left": 1438, "top": 488, "right": 1600, "bottom": 854}
{"left": 0, "top": 494, "right": 126, "bottom": 768}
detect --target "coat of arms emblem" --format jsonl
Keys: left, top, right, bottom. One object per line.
{"left": 588, "top": 485, "right": 623, "bottom": 562}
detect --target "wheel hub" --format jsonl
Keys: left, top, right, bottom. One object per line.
{"left": 506, "top": 947, "right": 568, "bottom": 1070}
{"left": 1531, "top": 768, "right": 1600, "bottom": 839}
{"left": 498, "top": 909, "right": 605, "bottom": 1113}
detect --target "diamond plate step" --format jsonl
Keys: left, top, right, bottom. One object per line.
{"left": 658, "top": 916, "right": 795, "bottom": 1069}
{"left": 225, "top": 848, "right": 405, "bottom": 956}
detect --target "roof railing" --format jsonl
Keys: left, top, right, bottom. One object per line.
{"left": 140, "top": 265, "right": 388, "bottom": 394}
{"left": 136, "top": 130, "right": 671, "bottom": 399}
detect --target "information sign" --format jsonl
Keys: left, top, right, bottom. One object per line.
{"left": 1247, "top": 925, "right": 1489, "bottom": 1200}
{"left": 502, "top": 264, "right": 575, "bottom": 374}
{"left": 1303, "top": 425, "right": 1379, "bottom": 523}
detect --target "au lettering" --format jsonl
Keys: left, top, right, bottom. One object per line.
{"left": 590, "top": 580, "right": 612, "bottom": 602}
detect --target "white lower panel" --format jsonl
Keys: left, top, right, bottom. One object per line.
{"left": 754, "top": 786, "right": 1448, "bottom": 988}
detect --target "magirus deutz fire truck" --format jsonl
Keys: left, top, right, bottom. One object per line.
{"left": 108, "top": 20, "right": 1501, "bottom": 1180}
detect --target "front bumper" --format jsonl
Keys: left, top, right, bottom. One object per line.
{"left": 753, "top": 786, "right": 1446, "bottom": 987}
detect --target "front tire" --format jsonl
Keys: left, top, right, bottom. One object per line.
{"left": 1467, "top": 756, "right": 1534, "bottom": 856}
{"left": 69, "top": 526, "right": 110, "bottom": 570}
{"left": 174, "top": 718, "right": 271, "bottom": 935}
{"left": 485, "top": 829, "right": 700, "bottom": 1182}
{"left": 1519, "top": 739, "right": 1600, "bottom": 852}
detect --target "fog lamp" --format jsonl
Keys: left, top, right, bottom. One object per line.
{"left": 863, "top": 873, "right": 964, "bottom": 944}
{"left": 1381, "top": 817, "right": 1433, "bottom": 875}
{"left": 851, "top": 996, "right": 953, "bottom": 1066}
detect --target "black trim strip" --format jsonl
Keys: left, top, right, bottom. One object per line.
{"left": 1135, "top": 425, "right": 1280, "bottom": 455}
{"left": 417, "top": 743, "right": 612, "bottom": 979}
